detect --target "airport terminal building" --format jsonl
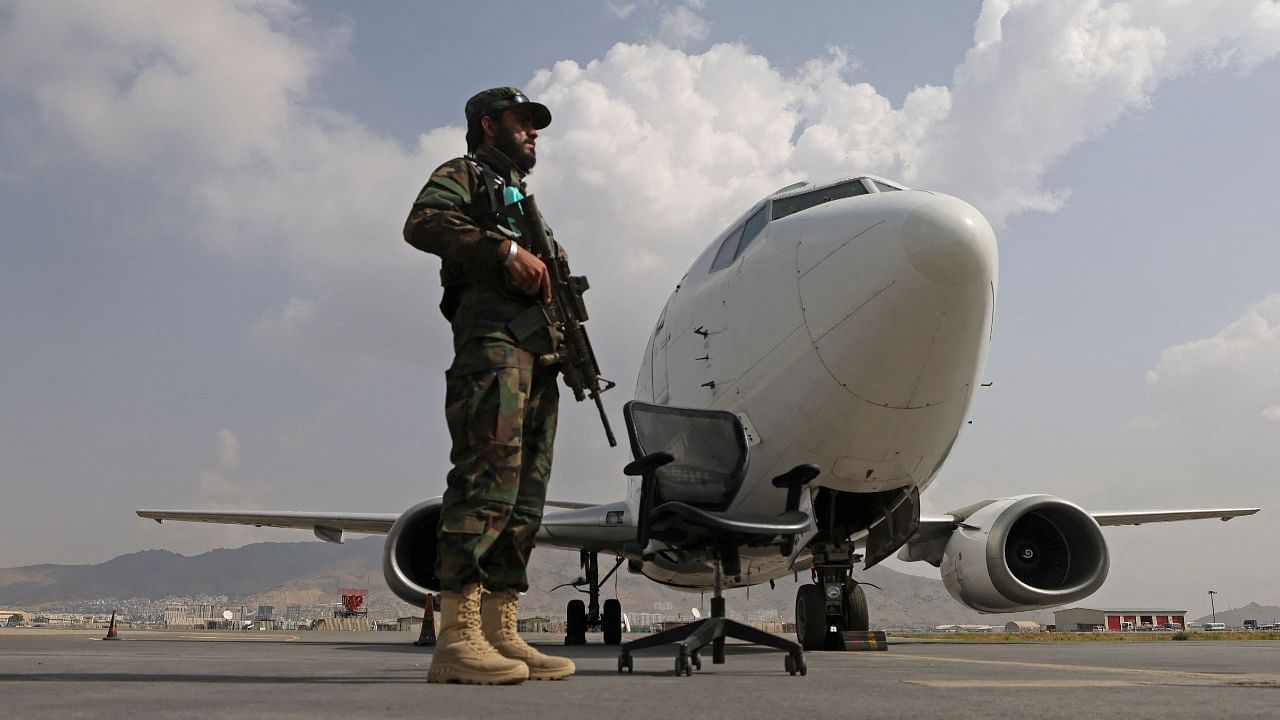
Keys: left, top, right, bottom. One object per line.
{"left": 1054, "top": 607, "right": 1187, "bottom": 631}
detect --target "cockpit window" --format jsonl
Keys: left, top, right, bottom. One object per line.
{"left": 871, "top": 180, "right": 900, "bottom": 193}
{"left": 709, "top": 224, "right": 744, "bottom": 272}
{"left": 709, "top": 203, "right": 770, "bottom": 273}
{"left": 771, "top": 179, "right": 869, "bottom": 221}
{"left": 736, "top": 204, "right": 770, "bottom": 259}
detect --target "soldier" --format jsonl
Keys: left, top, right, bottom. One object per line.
{"left": 404, "top": 87, "right": 575, "bottom": 685}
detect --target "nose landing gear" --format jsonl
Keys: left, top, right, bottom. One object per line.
{"left": 559, "top": 549, "right": 625, "bottom": 645}
{"left": 795, "top": 556, "right": 869, "bottom": 651}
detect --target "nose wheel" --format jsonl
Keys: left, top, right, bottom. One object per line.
{"left": 844, "top": 579, "right": 869, "bottom": 631}
{"left": 796, "top": 571, "right": 869, "bottom": 650}
{"left": 560, "top": 550, "right": 625, "bottom": 645}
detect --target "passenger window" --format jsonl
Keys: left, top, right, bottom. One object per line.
{"left": 771, "top": 179, "right": 869, "bottom": 221}
{"left": 736, "top": 205, "right": 769, "bottom": 259}
{"left": 710, "top": 225, "right": 744, "bottom": 272}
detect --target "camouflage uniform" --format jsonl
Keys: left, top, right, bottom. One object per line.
{"left": 404, "top": 93, "right": 561, "bottom": 594}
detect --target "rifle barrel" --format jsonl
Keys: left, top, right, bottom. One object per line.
{"left": 594, "top": 391, "right": 617, "bottom": 447}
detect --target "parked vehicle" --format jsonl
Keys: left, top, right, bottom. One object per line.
{"left": 1203, "top": 622, "right": 1228, "bottom": 631}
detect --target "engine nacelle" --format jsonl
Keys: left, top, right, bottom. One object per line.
{"left": 940, "top": 495, "right": 1109, "bottom": 613}
{"left": 382, "top": 498, "right": 443, "bottom": 608}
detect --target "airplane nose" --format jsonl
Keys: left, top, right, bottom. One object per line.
{"left": 902, "top": 194, "right": 996, "bottom": 287}
{"left": 797, "top": 190, "right": 997, "bottom": 412}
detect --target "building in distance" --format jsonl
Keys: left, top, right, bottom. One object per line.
{"left": 1055, "top": 607, "right": 1187, "bottom": 631}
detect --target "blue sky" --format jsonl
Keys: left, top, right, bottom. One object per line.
{"left": 2, "top": 0, "right": 1279, "bottom": 618}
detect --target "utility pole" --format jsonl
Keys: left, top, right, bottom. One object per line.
{"left": 1208, "top": 589, "right": 1218, "bottom": 624}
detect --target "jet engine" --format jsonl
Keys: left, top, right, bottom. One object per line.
{"left": 939, "top": 495, "right": 1109, "bottom": 613}
{"left": 382, "top": 498, "right": 443, "bottom": 608}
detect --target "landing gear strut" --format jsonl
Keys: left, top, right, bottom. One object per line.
{"left": 561, "top": 549, "right": 624, "bottom": 645}
{"left": 795, "top": 544, "right": 869, "bottom": 651}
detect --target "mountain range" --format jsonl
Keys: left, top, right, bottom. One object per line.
{"left": 1190, "top": 602, "right": 1280, "bottom": 627}
{"left": 3, "top": 537, "right": 1059, "bottom": 627}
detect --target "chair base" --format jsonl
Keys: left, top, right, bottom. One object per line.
{"left": 618, "top": 616, "right": 805, "bottom": 676}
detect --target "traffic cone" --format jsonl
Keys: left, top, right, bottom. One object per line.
{"left": 103, "top": 611, "right": 121, "bottom": 641}
{"left": 414, "top": 594, "right": 437, "bottom": 646}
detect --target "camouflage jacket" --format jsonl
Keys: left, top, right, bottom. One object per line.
{"left": 404, "top": 145, "right": 560, "bottom": 371}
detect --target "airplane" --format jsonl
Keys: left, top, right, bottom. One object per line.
{"left": 139, "top": 174, "right": 1258, "bottom": 651}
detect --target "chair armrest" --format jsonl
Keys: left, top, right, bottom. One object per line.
{"left": 623, "top": 451, "right": 674, "bottom": 477}
{"left": 625, "top": 452, "right": 674, "bottom": 548}
{"left": 771, "top": 464, "right": 820, "bottom": 513}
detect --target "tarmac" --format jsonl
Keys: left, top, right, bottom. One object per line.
{"left": 3, "top": 628, "right": 1280, "bottom": 719}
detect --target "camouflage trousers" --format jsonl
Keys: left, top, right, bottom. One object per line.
{"left": 435, "top": 340, "right": 559, "bottom": 593}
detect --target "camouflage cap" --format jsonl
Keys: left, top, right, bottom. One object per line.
{"left": 464, "top": 87, "right": 552, "bottom": 130}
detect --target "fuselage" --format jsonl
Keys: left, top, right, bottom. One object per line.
{"left": 629, "top": 176, "right": 998, "bottom": 587}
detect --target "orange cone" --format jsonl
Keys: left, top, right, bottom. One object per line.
{"left": 103, "top": 611, "right": 121, "bottom": 641}
{"left": 414, "top": 594, "right": 437, "bottom": 646}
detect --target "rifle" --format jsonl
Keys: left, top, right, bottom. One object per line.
{"left": 504, "top": 194, "right": 618, "bottom": 447}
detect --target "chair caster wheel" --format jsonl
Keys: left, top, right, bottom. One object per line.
{"left": 785, "top": 654, "right": 807, "bottom": 676}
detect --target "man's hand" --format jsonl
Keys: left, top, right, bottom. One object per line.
{"left": 500, "top": 239, "right": 552, "bottom": 303}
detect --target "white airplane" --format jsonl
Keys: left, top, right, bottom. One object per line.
{"left": 139, "top": 175, "right": 1257, "bottom": 652}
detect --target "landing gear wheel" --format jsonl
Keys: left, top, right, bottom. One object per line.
{"left": 796, "top": 583, "right": 827, "bottom": 651}
{"left": 690, "top": 652, "right": 702, "bottom": 670}
{"left": 618, "top": 653, "right": 633, "bottom": 673}
{"left": 603, "top": 598, "right": 623, "bottom": 645}
{"left": 565, "top": 599, "right": 586, "bottom": 645}
{"left": 843, "top": 581, "right": 869, "bottom": 632}
{"left": 675, "top": 651, "right": 693, "bottom": 676}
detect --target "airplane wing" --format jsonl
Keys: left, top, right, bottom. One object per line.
{"left": 543, "top": 500, "right": 599, "bottom": 510}
{"left": 137, "top": 498, "right": 611, "bottom": 545}
{"left": 900, "top": 506, "right": 1259, "bottom": 568}
{"left": 136, "top": 497, "right": 595, "bottom": 528}
{"left": 137, "top": 510, "right": 398, "bottom": 542}
{"left": 913, "top": 506, "right": 1259, "bottom": 535}
{"left": 1088, "top": 507, "right": 1259, "bottom": 526}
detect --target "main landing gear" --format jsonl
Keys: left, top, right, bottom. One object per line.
{"left": 560, "top": 549, "right": 625, "bottom": 646}
{"left": 795, "top": 544, "right": 870, "bottom": 651}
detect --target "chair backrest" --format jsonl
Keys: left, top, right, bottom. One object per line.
{"left": 623, "top": 401, "right": 749, "bottom": 510}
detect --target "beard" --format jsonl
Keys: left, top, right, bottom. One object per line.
{"left": 494, "top": 125, "right": 536, "bottom": 174}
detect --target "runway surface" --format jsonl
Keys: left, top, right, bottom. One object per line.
{"left": 3, "top": 629, "right": 1279, "bottom": 719}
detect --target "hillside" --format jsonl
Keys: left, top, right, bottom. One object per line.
{"left": 0, "top": 537, "right": 1054, "bottom": 628}
{"left": 1192, "top": 602, "right": 1280, "bottom": 627}
{"left": 0, "top": 539, "right": 387, "bottom": 607}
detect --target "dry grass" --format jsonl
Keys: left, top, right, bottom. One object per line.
{"left": 895, "top": 631, "right": 1280, "bottom": 642}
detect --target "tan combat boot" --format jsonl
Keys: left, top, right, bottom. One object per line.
{"left": 426, "top": 584, "right": 529, "bottom": 685}
{"left": 482, "top": 589, "right": 576, "bottom": 681}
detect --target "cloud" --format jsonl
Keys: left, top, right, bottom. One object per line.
{"left": 1118, "top": 414, "right": 1168, "bottom": 436}
{"left": 198, "top": 429, "right": 258, "bottom": 506}
{"left": 920, "top": 0, "right": 1280, "bottom": 223}
{"left": 1144, "top": 294, "right": 1280, "bottom": 427}
{"left": 656, "top": 4, "right": 709, "bottom": 48}
{"left": 606, "top": 1, "right": 637, "bottom": 20}
{"left": 2, "top": 0, "right": 1279, "bottom": 446}
{"left": 0, "top": 0, "right": 318, "bottom": 171}
{"left": 0, "top": 0, "right": 448, "bottom": 371}
{"left": 214, "top": 429, "right": 240, "bottom": 472}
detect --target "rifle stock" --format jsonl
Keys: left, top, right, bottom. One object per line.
{"left": 508, "top": 195, "right": 618, "bottom": 447}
